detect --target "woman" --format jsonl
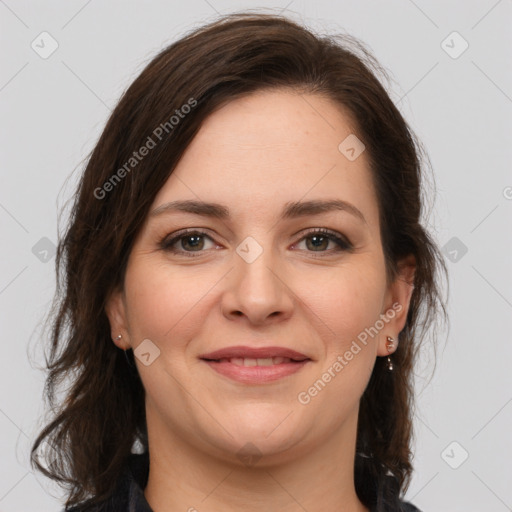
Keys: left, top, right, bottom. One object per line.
{"left": 31, "top": 12, "right": 447, "bottom": 512}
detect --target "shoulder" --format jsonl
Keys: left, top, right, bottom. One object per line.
{"left": 369, "top": 499, "right": 423, "bottom": 512}
{"left": 63, "top": 505, "right": 104, "bottom": 512}
{"left": 63, "top": 499, "right": 116, "bottom": 512}
{"left": 62, "top": 452, "right": 150, "bottom": 512}
{"left": 400, "top": 500, "right": 422, "bottom": 512}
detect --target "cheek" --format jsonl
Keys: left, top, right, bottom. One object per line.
{"left": 123, "top": 258, "right": 220, "bottom": 342}
{"left": 298, "top": 262, "right": 385, "bottom": 349}
{"left": 298, "top": 268, "right": 382, "bottom": 412}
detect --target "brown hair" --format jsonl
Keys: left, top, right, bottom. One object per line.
{"left": 30, "top": 11, "right": 448, "bottom": 510}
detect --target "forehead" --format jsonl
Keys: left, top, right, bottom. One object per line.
{"left": 150, "top": 89, "right": 379, "bottom": 228}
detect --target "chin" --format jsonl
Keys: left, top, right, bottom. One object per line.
{"left": 200, "top": 413, "right": 309, "bottom": 465}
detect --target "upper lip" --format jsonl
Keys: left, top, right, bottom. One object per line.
{"left": 199, "top": 346, "right": 311, "bottom": 361}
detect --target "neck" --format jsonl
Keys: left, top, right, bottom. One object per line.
{"left": 143, "top": 406, "right": 369, "bottom": 512}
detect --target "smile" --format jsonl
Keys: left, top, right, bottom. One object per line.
{"left": 214, "top": 356, "right": 298, "bottom": 366}
{"left": 201, "top": 358, "right": 311, "bottom": 384}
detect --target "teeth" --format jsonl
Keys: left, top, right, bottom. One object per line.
{"left": 222, "top": 357, "right": 293, "bottom": 366}
{"left": 256, "top": 358, "right": 273, "bottom": 366}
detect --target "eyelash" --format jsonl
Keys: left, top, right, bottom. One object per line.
{"left": 159, "top": 228, "right": 353, "bottom": 258}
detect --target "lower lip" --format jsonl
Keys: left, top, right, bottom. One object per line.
{"left": 201, "top": 359, "right": 310, "bottom": 384}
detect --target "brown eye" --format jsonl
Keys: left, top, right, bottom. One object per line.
{"left": 160, "top": 227, "right": 352, "bottom": 258}
{"left": 295, "top": 229, "right": 352, "bottom": 254}
{"left": 160, "top": 230, "right": 216, "bottom": 256}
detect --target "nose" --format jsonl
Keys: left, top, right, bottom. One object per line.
{"left": 220, "top": 241, "right": 294, "bottom": 325}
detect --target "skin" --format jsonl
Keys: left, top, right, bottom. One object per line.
{"left": 106, "top": 89, "right": 415, "bottom": 512}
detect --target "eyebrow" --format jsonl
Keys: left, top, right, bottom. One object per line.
{"left": 150, "top": 198, "right": 367, "bottom": 224}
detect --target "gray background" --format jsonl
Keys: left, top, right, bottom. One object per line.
{"left": 1, "top": 1, "right": 511, "bottom": 511}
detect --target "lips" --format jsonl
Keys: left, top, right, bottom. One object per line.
{"left": 199, "top": 345, "right": 310, "bottom": 362}
{"left": 200, "top": 345, "right": 312, "bottom": 384}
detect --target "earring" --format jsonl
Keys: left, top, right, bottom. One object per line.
{"left": 114, "top": 334, "right": 130, "bottom": 355}
{"left": 114, "top": 334, "right": 125, "bottom": 349}
{"left": 385, "top": 336, "right": 397, "bottom": 371}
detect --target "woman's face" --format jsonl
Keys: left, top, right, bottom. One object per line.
{"left": 107, "top": 89, "right": 413, "bottom": 465}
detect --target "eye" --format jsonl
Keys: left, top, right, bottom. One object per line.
{"left": 160, "top": 229, "right": 217, "bottom": 256}
{"left": 293, "top": 228, "right": 352, "bottom": 255}
{"left": 160, "top": 227, "right": 353, "bottom": 258}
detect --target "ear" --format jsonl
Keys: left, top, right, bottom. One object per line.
{"left": 105, "top": 287, "right": 131, "bottom": 350}
{"left": 377, "top": 254, "right": 416, "bottom": 357}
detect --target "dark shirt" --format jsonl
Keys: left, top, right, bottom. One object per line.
{"left": 65, "top": 452, "right": 422, "bottom": 512}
